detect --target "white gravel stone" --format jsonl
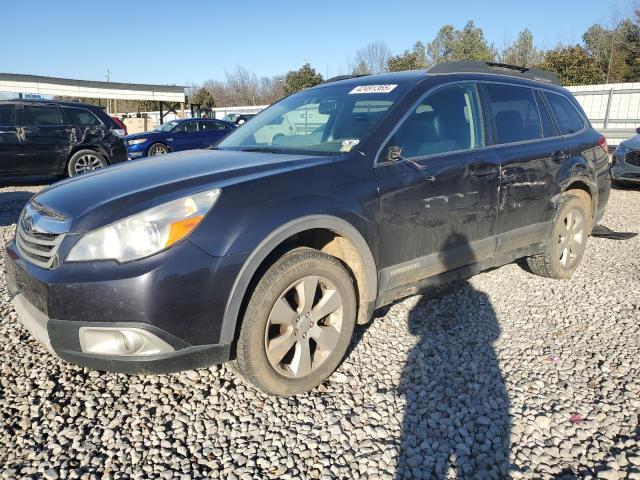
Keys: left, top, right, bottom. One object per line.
{"left": 0, "top": 183, "right": 638, "bottom": 479}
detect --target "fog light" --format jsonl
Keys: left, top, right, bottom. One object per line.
{"left": 79, "top": 327, "right": 174, "bottom": 356}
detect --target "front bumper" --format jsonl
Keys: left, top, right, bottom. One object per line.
{"left": 126, "top": 142, "right": 149, "bottom": 160}
{"left": 4, "top": 239, "right": 243, "bottom": 373}
{"left": 611, "top": 150, "right": 640, "bottom": 183}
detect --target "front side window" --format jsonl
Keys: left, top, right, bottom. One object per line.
{"left": 64, "top": 107, "right": 101, "bottom": 126}
{"left": 485, "top": 84, "right": 542, "bottom": 144}
{"left": 217, "top": 82, "right": 407, "bottom": 155}
{"left": 382, "top": 83, "right": 484, "bottom": 160}
{"left": 199, "top": 120, "right": 226, "bottom": 131}
{"left": 176, "top": 121, "right": 198, "bottom": 133}
{"left": 544, "top": 92, "right": 586, "bottom": 135}
{"left": 0, "top": 104, "right": 15, "bottom": 126}
{"left": 21, "top": 105, "right": 64, "bottom": 126}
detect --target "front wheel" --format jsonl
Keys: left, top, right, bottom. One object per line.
{"left": 523, "top": 190, "right": 592, "bottom": 279}
{"left": 67, "top": 150, "right": 107, "bottom": 177}
{"left": 235, "top": 248, "right": 356, "bottom": 396}
{"left": 148, "top": 143, "right": 169, "bottom": 156}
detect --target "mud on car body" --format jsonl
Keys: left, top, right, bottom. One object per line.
{"left": 0, "top": 99, "right": 127, "bottom": 177}
{"left": 5, "top": 62, "right": 611, "bottom": 396}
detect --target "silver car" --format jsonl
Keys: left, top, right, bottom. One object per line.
{"left": 612, "top": 130, "right": 640, "bottom": 184}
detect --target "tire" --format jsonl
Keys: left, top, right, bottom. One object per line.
{"left": 523, "top": 190, "right": 592, "bottom": 279}
{"left": 235, "top": 247, "right": 357, "bottom": 396}
{"left": 148, "top": 143, "right": 169, "bottom": 156}
{"left": 67, "top": 150, "right": 107, "bottom": 177}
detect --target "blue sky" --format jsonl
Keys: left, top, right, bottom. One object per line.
{"left": 0, "top": 0, "right": 626, "bottom": 86}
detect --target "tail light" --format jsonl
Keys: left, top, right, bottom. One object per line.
{"left": 598, "top": 135, "right": 608, "bottom": 155}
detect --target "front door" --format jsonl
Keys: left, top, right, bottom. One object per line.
{"left": 18, "top": 104, "right": 70, "bottom": 174}
{"left": 0, "top": 104, "right": 20, "bottom": 173}
{"left": 170, "top": 119, "right": 199, "bottom": 151}
{"left": 375, "top": 82, "right": 501, "bottom": 292}
{"left": 197, "top": 120, "right": 229, "bottom": 148}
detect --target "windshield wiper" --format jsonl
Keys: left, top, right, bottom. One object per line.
{"left": 237, "top": 146, "right": 286, "bottom": 153}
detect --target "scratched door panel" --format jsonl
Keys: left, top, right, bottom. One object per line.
{"left": 376, "top": 146, "right": 501, "bottom": 273}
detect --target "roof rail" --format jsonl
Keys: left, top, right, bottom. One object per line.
{"left": 428, "top": 61, "right": 560, "bottom": 86}
{"left": 322, "top": 74, "right": 370, "bottom": 84}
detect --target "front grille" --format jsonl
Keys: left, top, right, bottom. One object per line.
{"left": 15, "top": 203, "right": 69, "bottom": 269}
{"left": 625, "top": 151, "right": 640, "bottom": 167}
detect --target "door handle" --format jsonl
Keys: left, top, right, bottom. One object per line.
{"left": 551, "top": 150, "right": 569, "bottom": 162}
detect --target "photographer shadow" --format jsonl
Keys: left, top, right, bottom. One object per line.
{"left": 397, "top": 232, "right": 511, "bottom": 479}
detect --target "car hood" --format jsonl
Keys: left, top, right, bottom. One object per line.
{"left": 32, "top": 149, "right": 330, "bottom": 232}
{"left": 620, "top": 135, "right": 640, "bottom": 149}
{"left": 124, "top": 131, "right": 164, "bottom": 141}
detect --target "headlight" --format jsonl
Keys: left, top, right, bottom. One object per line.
{"left": 615, "top": 144, "right": 631, "bottom": 155}
{"left": 128, "top": 138, "right": 147, "bottom": 146}
{"left": 67, "top": 189, "right": 220, "bottom": 263}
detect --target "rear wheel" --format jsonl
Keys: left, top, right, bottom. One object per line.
{"left": 67, "top": 150, "right": 107, "bottom": 177}
{"left": 523, "top": 190, "right": 592, "bottom": 279}
{"left": 148, "top": 143, "right": 169, "bottom": 156}
{"left": 235, "top": 248, "right": 356, "bottom": 396}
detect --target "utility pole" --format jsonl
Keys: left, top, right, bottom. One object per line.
{"left": 105, "top": 68, "right": 111, "bottom": 113}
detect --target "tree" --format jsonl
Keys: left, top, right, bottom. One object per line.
{"left": 351, "top": 41, "right": 391, "bottom": 74}
{"left": 190, "top": 87, "right": 215, "bottom": 109}
{"left": 583, "top": 23, "right": 629, "bottom": 82}
{"left": 537, "top": 45, "right": 605, "bottom": 85}
{"left": 500, "top": 29, "right": 543, "bottom": 67}
{"left": 283, "top": 63, "right": 323, "bottom": 95}
{"left": 387, "top": 42, "right": 428, "bottom": 72}
{"left": 426, "top": 21, "right": 496, "bottom": 65}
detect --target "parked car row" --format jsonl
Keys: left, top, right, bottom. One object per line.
{"left": 0, "top": 99, "right": 239, "bottom": 179}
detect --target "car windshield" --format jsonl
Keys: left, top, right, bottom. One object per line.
{"left": 154, "top": 120, "right": 181, "bottom": 132}
{"left": 222, "top": 114, "right": 240, "bottom": 122}
{"left": 217, "top": 82, "right": 407, "bottom": 155}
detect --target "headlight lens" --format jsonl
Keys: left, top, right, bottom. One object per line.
{"left": 128, "top": 138, "right": 147, "bottom": 146}
{"left": 615, "top": 144, "right": 631, "bottom": 155}
{"left": 67, "top": 189, "right": 220, "bottom": 263}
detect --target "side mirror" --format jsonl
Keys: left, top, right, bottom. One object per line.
{"left": 635, "top": 127, "right": 640, "bottom": 135}
{"left": 384, "top": 145, "right": 403, "bottom": 162}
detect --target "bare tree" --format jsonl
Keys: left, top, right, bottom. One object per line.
{"left": 351, "top": 41, "right": 392, "bottom": 74}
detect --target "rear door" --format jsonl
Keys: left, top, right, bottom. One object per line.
{"left": 375, "top": 82, "right": 501, "bottom": 291}
{"left": 481, "top": 83, "right": 566, "bottom": 254}
{"left": 197, "top": 120, "right": 230, "bottom": 148}
{"left": 0, "top": 103, "right": 20, "bottom": 172}
{"left": 18, "top": 104, "right": 70, "bottom": 174}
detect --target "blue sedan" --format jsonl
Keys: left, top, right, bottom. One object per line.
{"left": 125, "top": 118, "right": 235, "bottom": 159}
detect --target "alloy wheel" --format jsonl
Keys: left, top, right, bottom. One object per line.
{"left": 149, "top": 145, "right": 168, "bottom": 156}
{"left": 74, "top": 154, "right": 104, "bottom": 174}
{"left": 557, "top": 207, "right": 585, "bottom": 267}
{"left": 264, "top": 275, "right": 344, "bottom": 378}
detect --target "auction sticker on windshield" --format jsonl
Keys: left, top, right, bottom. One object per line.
{"left": 349, "top": 84, "right": 397, "bottom": 94}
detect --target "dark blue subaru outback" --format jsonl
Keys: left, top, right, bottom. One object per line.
{"left": 5, "top": 62, "right": 610, "bottom": 396}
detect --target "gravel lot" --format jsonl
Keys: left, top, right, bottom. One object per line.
{"left": 0, "top": 183, "right": 638, "bottom": 480}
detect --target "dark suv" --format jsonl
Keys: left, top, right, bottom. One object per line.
{"left": 0, "top": 99, "right": 127, "bottom": 177}
{"left": 4, "top": 62, "right": 610, "bottom": 396}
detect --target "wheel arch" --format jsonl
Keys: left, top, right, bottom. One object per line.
{"left": 147, "top": 141, "right": 170, "bottom": 155}
{"left": 219, "top": 215, "right": 378, "bottom": 345}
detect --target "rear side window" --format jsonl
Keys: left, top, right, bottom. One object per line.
{"left": 0, "top": 105, "right": 15, "bottom": 126}
{"left": 384, "top": 83, "right": 484, "bottom": 159}
{"left": 544, "top": 92, "right": 586, "bottom": 135}
{"left": 64, "top": 107, "right": 101, "bottom": 126}
{"left": 535, "top": 91, "right": 557, "bottom": 138}
{"left": 485, "top": 84, "right": 542, "bottom": 144}
{"left": 21, "top": 105, "right": 64, "bottom": 126}
{"left": 176, "top": 121, "right": 198, "bottom": 133}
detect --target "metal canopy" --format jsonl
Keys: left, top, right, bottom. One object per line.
{"left": 0, "top": 73, "right": 185, "bottom": 102}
